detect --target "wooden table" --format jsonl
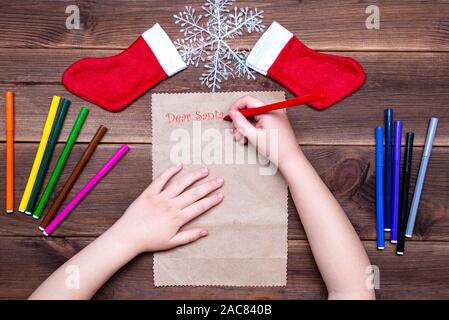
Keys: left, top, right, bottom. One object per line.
{"left": 0, "top": 0, "right": 448, "bottom": 300}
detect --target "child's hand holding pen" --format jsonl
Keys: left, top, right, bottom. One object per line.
{"left": 228, "top": 95, "right": 300, "bottom": 170}
{"left": 227, "top": 95, "right": 375, "bottom": 300}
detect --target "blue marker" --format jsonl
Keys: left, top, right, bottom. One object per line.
{"left": 376, "top": 127, "right": 385, "bottom": 250}
{"left": 384, "top": 108, "right": 393, "bottom": 231}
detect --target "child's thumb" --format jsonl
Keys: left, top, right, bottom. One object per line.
{"left": 169, "top": 228, "right": 208, "bottom": 247}
{"left": 229, "top": 110, "right": 257, "bottom": 144}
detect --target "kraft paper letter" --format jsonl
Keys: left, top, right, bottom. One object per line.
{"left": 152, "top": 91, "right": 288, "bottom": 286}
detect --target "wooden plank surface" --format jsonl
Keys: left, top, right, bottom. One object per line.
{"left": 1, "top": 144, "right": 448, "bottom": 242}
{"left": 1, "top": 237, "right": 448, "bottom": 300}
{"left": 0, "top": 52, "right": 448, "bottom": 145}
{"left": 0, "top": 0, "right": 448, "bottom": 51}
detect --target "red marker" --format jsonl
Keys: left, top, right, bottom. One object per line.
{"left": 223, "top": 92, "right": 326, "bottom": 121}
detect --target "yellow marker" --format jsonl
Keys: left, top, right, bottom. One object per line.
{"left": 19, "top": 96, "right": 61, "bottom": 213}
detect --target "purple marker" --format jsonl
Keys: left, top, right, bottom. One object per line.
{"left": 391, "top": 121, "right": 402, "bottom": 243}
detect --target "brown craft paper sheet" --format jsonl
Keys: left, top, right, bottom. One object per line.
{"left": 152, "top": 91, "right": 288, "bottom": 286}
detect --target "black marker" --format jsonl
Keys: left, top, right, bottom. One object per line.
{"left": 397, "top": 132, "right": 414, "bottom": 255}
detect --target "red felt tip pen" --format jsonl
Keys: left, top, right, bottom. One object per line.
{"left": 223, "top": 92, "right": 326, "bottom": 121}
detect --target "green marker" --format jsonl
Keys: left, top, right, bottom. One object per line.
{"left": 33, "top": 107, "right": 89, "bottom": 219}
{"left": 25, "top": 98, "right": 71, "bottom": 215}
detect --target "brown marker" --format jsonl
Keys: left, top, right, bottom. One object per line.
{"left": 39, "top": 125, "right": 107, "bottom": 230}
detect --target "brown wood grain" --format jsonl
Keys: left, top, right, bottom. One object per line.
{"left": 1, "top": 144, "right": 448, "bottom": 241}
{"left": 0, "top": 52, "right": 448, "bottom": 145}
{"left": 1, "top": 237, "right": 448, "bottom": 300}
{"left": 0, "top": 0, "right": 448, "bottom": 51}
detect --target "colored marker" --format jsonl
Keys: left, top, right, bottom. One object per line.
{"left": 406, "top": 118, "right": 438, "bottom": 238}
{"left": 25, "top": 98, "right": 70, "bottom": 215}
{"left": 19, "top": 96, "right": 60, "bottom": 213}
{"left": 33, "top": 107, "right": 89, "bottom": 219}
{"left": 43, "top": 144, "right": 129, "bottom": 236}
{"left": 397, "top": 132, "right": 414, "bottom": 255}
{"left": 5, "top": 91, "right": 14, "bottom": 213}
{"left": 391, "top": 120, "right": 402, "bottom": 243}
{"left": 384, "top": 108, "right": 393, "bottom": 231}
{"left": 375, "top": 127, "right": 385, "bottom": 250}
{"left": 39, "top": 125, "right": 107, "bottom": 231}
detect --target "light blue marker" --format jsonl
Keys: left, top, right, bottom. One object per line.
{"left": 405, "top": 117, "right": 438, "bottom": 238}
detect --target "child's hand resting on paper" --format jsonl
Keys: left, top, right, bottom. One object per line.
{"left": 113, "top": 164, "right": 224, "bottom": 254}
{"left": 228, "top": 95, "right": 300, "bottom": 169}
{"left": 29, "top": 165, "right": 224, "bottom": 300}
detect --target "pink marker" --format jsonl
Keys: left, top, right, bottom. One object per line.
{"left": 43, "top": 144, "right": 129, "bottom": 236}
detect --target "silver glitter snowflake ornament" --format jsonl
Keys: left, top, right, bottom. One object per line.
{"left": 174, "top": 0, "right": 265, "bottom": 91}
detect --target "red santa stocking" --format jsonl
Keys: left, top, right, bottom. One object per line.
{"left": 62, "top": 23, "right": 187, "bottom": 112}
{"left": 246, "top": 22, "right": 366, "bottom": 109}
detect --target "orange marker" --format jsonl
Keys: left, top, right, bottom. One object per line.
{"left": 6, "top": 91, "right": 14, "bottom": 213}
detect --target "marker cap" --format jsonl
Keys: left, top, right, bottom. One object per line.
{"left": 375, "top": 127, "right": 384, "bottom": 166}
{"left": 404, "top": 132, "right": 414, "bottom": 173}
{"left": 385, "top": 108, "right": 393, "bottom": 127}
{"left": 423, "top": 118, "right": 438, "bottom": 157}
{"left": 6, "top": 91, "right": 14, "bottom": 131}
{"left": 394, "top": 120, "right": 402, "bottom": 160}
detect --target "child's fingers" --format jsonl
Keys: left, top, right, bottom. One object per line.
{"left": 234, "top": 130, "right": 243, "bottom": 142}
{"left": 230, "top": 95, "right": 265, "bottom": 111}
{"left": 179, "top": 193, "right": 224, "bottom": 225}
{"left": 229, "top": 96, "right": 264, "bottom": 123}
{"left": 169, "top": 228, "right": 208, "bottom": 247}
{"left": 174, "top": 177, "right": 224, "bottom": 208}
{"left": 161, "top": 167, "right": 209, "bottom": 198}
{"left": 146, "top": 163, "right": 183, "bottom": 194}
{"left": 229, "top": 110, "right": 258, "bottom": 145}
